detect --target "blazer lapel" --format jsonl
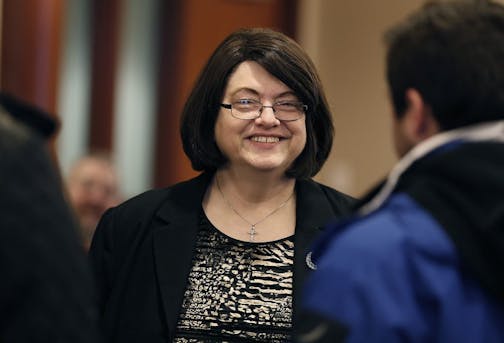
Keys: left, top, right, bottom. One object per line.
{"left": 152, "top": 173, "right": 212, "bottom": 337}
{"left": 293, "top": 179, "right": 341, "bottom": 322}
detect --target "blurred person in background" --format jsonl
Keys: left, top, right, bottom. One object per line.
{"left": 0, "top": 92, "right": 101, "bottom": 342}
{"left": 66, "top": 152, "right": 121, "bottom": 251}
{"left": 89, "top": 27, "right": 356, "bottom": 342}
{"left": 297, "top": 1, "right": 504, "bottom": 342}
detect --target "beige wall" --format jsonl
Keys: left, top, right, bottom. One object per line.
{"left": 299, "top": 0, "right": 425, "bottom": 198}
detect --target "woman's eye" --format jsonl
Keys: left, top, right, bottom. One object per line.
{"left": 237, "top": 99, "right": 256, "bottom": 104}
{"left": 277, "top": 98, "right": 299, "bottom": 104}
{"left": 277, "top": 101, "right": 298, "bottom": 107}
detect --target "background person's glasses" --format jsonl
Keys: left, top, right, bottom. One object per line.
{"left": 220, "top": 99, "right": 307, "bottom": 121}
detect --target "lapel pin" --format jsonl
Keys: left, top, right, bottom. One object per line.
{"left": 306, "top": 251, "right": 317, "bottom": 270}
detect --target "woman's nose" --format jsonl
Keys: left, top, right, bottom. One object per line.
{"left": 255, "top": 106, "right": 280, "bottom": 126}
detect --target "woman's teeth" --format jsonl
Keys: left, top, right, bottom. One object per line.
{"left": 251, "top": 136, "right": 280, "bottom": 143}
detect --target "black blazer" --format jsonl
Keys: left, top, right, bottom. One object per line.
{"left": 89, "top": 172, "right": 355, "bottom": 342}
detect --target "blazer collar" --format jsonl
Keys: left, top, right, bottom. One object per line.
{"left": 292, "top": 178, "right": 339, "bottom": 322}
{"left": 293, "top": 178, "right": 338, "bottom": 275}
{"left": 155, "top": 172, "right": 211, "bottom": 224}
{"left": 152, "top": 172, "right": 212, "bottom": 338}
{"left": 295, "top": 178, "right": 340, "bottom": 229}
{"left": 154, "top": 174, "right": 335, "bottom": 229}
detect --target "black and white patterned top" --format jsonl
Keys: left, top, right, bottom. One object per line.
{"left": 173, "top": 212, "right": 294, "bottom": 342}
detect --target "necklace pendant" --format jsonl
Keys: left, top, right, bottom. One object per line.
{"left": 249, "top": 225, "right": 256, "bottom": 242}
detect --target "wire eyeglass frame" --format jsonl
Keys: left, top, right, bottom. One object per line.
{"left": 220, "top": 99, "right": 307, "bottom": 122}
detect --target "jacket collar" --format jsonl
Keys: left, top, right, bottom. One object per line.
{"left": 361, "top": 120, "right": 504, "bottom": 215}
{"left": 154, "top": 173, "right": 335, "bottom": 232}
{"left": 292, "top": 178, "right": 339, "bottom": 323}
{"left": 155, "top": 172, "right": 211, "bottom": 224}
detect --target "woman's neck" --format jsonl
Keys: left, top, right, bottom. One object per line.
{"left": 215, "top": 168, "right": 295, "bottom": 204}
{"left": 202, "top": 168, "right": 297, "bottom": 242}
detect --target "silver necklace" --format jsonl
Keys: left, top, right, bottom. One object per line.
{"left": 215, "top": 176, "right": 294, "bottom": 242}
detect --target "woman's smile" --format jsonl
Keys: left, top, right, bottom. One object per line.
{"left": 250, "top": 136, "right": 281, "bottom": 143}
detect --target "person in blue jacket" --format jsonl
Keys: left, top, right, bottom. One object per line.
{"left": 296, "top": 1, "right": 504, "bottom": 342}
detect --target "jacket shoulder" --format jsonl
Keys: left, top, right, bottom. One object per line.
{"left": 302, "top": 193, "right": 504, "bottom": 342}
{"left": 113, "top": 188, "right": 169, "bottom": 219}
{"left": 91, "top": 174, "right": 209, "bottom": 252}
{"left": 310, "top": 180, "right": 357, "bottom": 214}
{"left": 110, "top": 173, "right": 209, "bottom": 224}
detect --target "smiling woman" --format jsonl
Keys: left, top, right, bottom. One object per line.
{"left": 214, "top": 61, "right": 307, "bottom": 188}
{"left": 89, "top": 27, "right": 356, "bottom": 343}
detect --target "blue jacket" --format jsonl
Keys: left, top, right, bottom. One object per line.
{"left": 298, "top": 123, "right": 504, "bottom": 343}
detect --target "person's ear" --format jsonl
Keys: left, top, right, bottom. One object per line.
{"left": 402, "top": 88, "right": 440, "bottom": 144}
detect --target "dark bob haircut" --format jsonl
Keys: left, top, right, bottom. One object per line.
{"left": 385, "top": 0, "right": 504, "bottom": 131}
{"left": 180, "top": 27, "right": 334, "bottom": 179}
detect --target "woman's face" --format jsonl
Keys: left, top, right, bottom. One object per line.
{"left": 215, "top": 61, "right": 307, "bottom": 175}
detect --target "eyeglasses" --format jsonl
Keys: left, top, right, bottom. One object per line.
{"left": 220, "top": 99, "right": 307, "bottom": 122}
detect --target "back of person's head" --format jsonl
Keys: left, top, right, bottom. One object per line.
{"left": 0, "top": 92, "right": 58, "bottom": 139}
{"left": 385, "top": 0, "right": 504, "bottom": 131}
{"left": 180, "top": 27, "right": 334, "bottom": 179}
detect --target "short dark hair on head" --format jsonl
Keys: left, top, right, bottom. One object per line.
{"left": 385, "top": 0, "right": 504, "bottom": 130}
{"left": 180, "top": 28, "right": 334, "bottom": 179}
